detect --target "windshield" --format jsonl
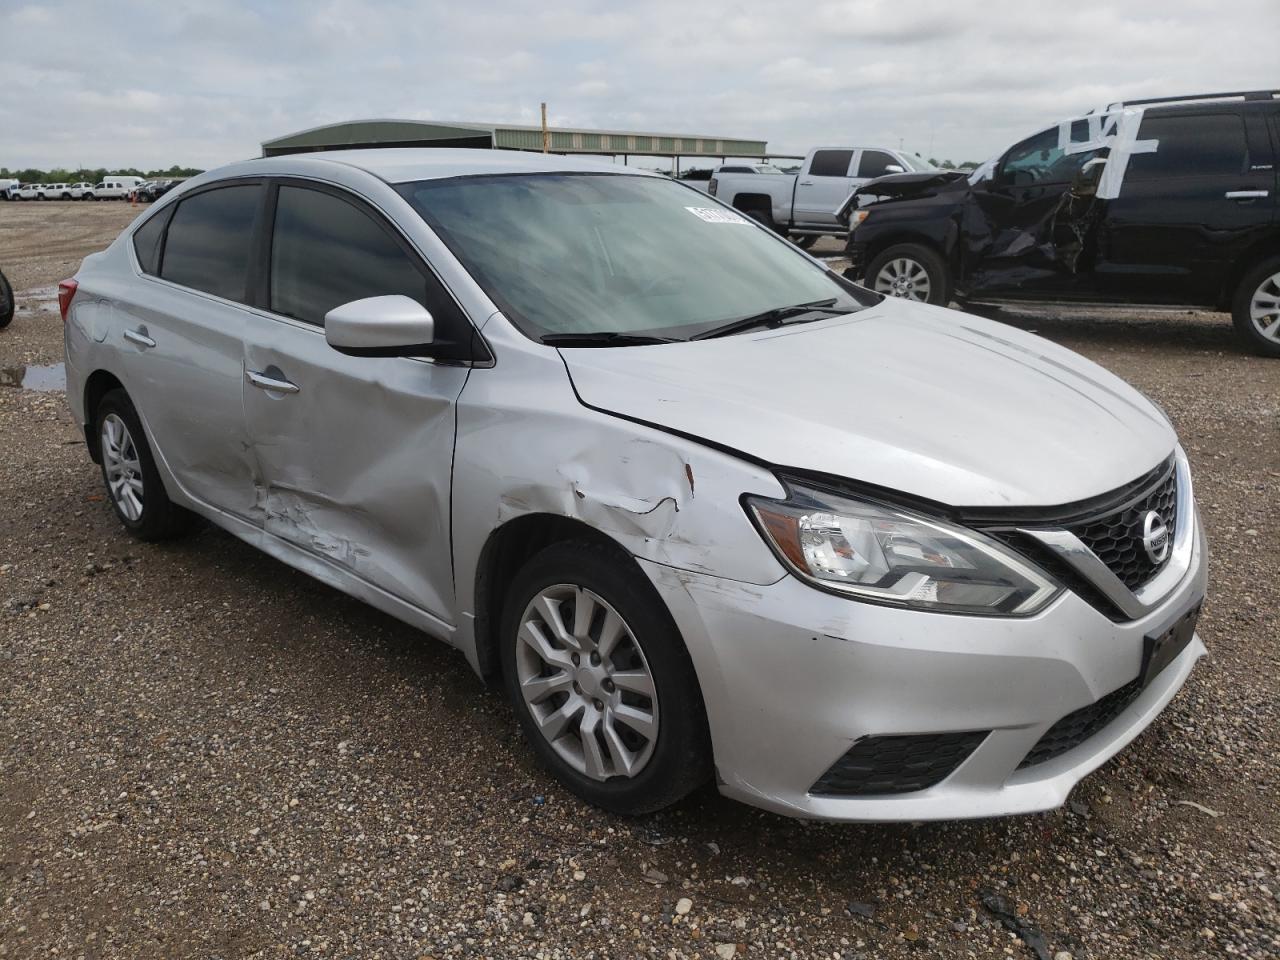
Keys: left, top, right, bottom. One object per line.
{"left": 398, "top": 173, "right": 871, "bottom": 341}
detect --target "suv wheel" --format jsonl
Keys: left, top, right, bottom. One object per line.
{"left": 93, "top": 389, "right": 199, "bottom": 540}
{"left": 792, "top": 235, "right": 818, "bottom": 250}
{"left": 500, "top": 540, "right": 711, "bottom": 815}
{"left": 867, "top": 243, "right": 951, "bottom": 305}
{"left": 1232, "top": 256, "right": 1280, "bottom": 358}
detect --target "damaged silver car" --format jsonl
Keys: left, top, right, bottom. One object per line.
{"left": 61, "top": 149, "right": 1207, "bottom": 820}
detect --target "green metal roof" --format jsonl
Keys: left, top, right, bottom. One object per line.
{"left": 262, "top": 119, "right": 769, "bottom": 158}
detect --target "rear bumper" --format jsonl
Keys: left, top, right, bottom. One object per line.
{"left": 640, "top": 513, "right": 1207, "bottom": 821}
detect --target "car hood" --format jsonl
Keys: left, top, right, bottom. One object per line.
{"left": 559, "top": 302, "right": 1175, "bottom": 508}
{"left": 838, "top": 171, "right": 969, "bottom": 221}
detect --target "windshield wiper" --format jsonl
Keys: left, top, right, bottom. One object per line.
{"left": 691, "top": 299, "right": 848, "bottom": 340}
{"left": 540, "top": 331, "right": 678, "bottom": 347}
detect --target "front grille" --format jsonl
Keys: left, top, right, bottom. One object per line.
{"left": 1018, "top": 677, "right": 1142, "bottom": 769}
{"left": 1070, "top": 467, "right": 1177, "bottom": 591}
{"left": 811, "top": 730, "right": 988, "bottom": 796}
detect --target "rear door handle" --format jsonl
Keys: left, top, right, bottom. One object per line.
{"left": 799, "top": 180, "right": 814, "bottom": 186}
{"left": 246, "top": 369, "right": 300, "bottom": 394}
{"left": 1225, "top": 190, "right": 1269, "bottom": 199}
{"left": 123, "top": 328, "right": 155, "bottom": 349}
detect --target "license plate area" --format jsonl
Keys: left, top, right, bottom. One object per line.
{"left": 1141, "top": 603, "right": 1200, "bottom": 688}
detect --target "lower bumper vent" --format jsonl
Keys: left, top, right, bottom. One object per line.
{"left": 810, "top": 730, "right": 988, "bottom": 797}
{"left": 1018, "top": 677, "right": 1142, "bottom": 770}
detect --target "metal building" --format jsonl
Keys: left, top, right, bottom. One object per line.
{"left": 261, "top": 119, "right": 771, "bottom": 166}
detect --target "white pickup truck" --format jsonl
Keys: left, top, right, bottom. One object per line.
{"left": 708, "top": 146, "right": 937, "bottom": 247}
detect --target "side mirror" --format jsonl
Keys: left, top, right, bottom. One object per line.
{"left": 884, "top": 164, "right": 905, "bottom": 174}
{"left": 324, "top": 295, "right": 435, "bottom": 357}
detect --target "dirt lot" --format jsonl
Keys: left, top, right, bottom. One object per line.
{"left": 1, "top": 200, "right": 1277, "bottom": 959}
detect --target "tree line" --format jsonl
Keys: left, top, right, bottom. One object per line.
{"left": 0, "top": 165, "right": 204, "bottom": 183}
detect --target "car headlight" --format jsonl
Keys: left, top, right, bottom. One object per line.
{"left": 746, "top": 481, "right": 1060, "bottom": 616}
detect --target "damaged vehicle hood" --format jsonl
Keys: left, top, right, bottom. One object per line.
{"left": 838, "top": 171, "right": 968, "bottom": 221}
{"left": 559, "top": 304, "right": 1175, "bottom": 508}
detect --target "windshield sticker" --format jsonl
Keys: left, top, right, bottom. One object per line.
{"left": 685, "top": 206, "right": 749, "bottom": 224}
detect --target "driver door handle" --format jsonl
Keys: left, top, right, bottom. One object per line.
{"left": 1225, "top": 190, "right": 1268, "bottom": 199}
{"left": 246, "top": 369, "right": 300, "bottom": 394}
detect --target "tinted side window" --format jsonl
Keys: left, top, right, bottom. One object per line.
{"left": 858, "top": 150, "right": 900, "bottom": 178}
{"left": 1128, "top": 113, "right": 1247, "bottom": 180}
{"left": 809, "top": 150, "right": 854, "bottom": 177}
{"left": 160, "top": 185, "right": 261, "bottom": 302}
{"left": 132, "top": 206, "right": 171, "bottom": 275}
{"left": 269, "top": 186, "right": 430, "bottom": 327}
{"left": 999, "top": 126, "right": 1100, "bottom": 185}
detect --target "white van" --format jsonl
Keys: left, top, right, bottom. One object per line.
{"left": 0, "top": 178, "right": 18, "bottom": 200}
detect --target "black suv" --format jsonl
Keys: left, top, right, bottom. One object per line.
{"left": 841, "top": 90, "right": 1280, "bottom": 356}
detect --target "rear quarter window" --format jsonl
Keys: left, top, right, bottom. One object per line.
{"left": 131, "top": 207, "right": 172, "bottom": 275}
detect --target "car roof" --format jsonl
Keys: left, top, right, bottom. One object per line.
{"left": 214, "top": 148, "right": 654, "bottom": 185}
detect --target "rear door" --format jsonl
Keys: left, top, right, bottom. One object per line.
{"left": 792, "top": 149, "right": 855, "bottom": 226}
{"left": 1095, "top": 108, "right": 1273, "bottom": 304}
{"left": 115, "top": 181, "right": 264, "bottom": 519}
{"left": 240, "top": 180, "right": 472, "bottom": 622}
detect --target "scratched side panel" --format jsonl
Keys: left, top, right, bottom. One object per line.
{"left": 242, "top": 315, "right": 468, "bottom": 626}
{"left": 450, "top": 318, "right": 788, "bottom": 666}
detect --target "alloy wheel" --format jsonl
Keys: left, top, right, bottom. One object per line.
{"left": 515, "top": 584, "right": 659, "bottom": 781}
{"left": 874, "top": 257, "right": 931, "bottom": 302}
{"left": 101, "top": 413, "right": 144, "bottom": 522}
{"left": 1249, "top": 270, "right": 1280, "bottom": 343}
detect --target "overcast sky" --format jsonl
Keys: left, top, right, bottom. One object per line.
{"left": 2, "top": 0, "right": 1276, "bottom": 171}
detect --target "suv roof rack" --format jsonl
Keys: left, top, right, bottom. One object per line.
{"left": 1111, "top": 90, "right": 1278, "bottom": 109}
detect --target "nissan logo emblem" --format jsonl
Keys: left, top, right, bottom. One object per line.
{"left": 1142, "top": 510, "right": 1170, "bottom": 564}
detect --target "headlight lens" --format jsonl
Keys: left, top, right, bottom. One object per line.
{"left": 747, "top": 482, "right": 1060, "bottom": 615}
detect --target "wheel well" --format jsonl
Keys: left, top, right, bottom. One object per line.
{"left": 82, "top": 370, "right": 125, "bottom": 463}
{"left": 471, "top": 514, "right": 630, "bottom": 683}
{"left": 1217, "top": 238, "right": 1280, "bottom": 311}
{"left": 731, "top": 193, "right": 773, "bottom": 216}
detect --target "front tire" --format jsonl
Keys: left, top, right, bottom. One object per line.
{"left": 93, "top": 389, "right": 198, "bottom": 541}
{"left": 792, "top": 234, "right": 819, "bottom": 250}
{"left": 1232, "top": 255, "right": 1280, "bottom": 358}
{"left": 500, "top": 540, "right": 711, "bottom": 815}
{"left": 866, "top": 243, "right": 951, "bottom": 305}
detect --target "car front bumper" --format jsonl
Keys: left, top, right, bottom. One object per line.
{"left": 639, "top": 514, "right": 1207, "bottom": 821}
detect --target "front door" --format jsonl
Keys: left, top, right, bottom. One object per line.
{"left": 1095, "top": 108, "right": 1276, "bottom": 304}
{"left": 966, "top": 125, "right": 1103, "bottom": 298}
{"left": 240, "top": 182, "right": 472, "bottom": 622}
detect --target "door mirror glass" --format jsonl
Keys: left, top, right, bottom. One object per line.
{"left": 324, "top": 295, "right": 435, "bottom": 357}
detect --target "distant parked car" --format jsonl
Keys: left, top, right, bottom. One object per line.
{"left": 839, "top": 88, "right": 1280, "bottom": 357}
{"left": 15, "top": 183, "right": 43, "bottom": 200}
{"left": 0, "top": 178, "right": 18, "bottom": 200}
{"left": 36, "top": 183, "right": 72, "bottom": 200}
{"left": 137, "top": 179, "right": 179, "bottom": 202}
{"left": 86, "top": 176, "right": 144, "bottom": 201}
{"left": 68, "top": 181, "right": 97, "bottom": 199}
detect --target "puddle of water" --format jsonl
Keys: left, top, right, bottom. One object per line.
{"left": 0, "top": 362, "right": 66, "bottom": 392}
{"left": 17, "top": 286, "right": 59, "bottom": 315}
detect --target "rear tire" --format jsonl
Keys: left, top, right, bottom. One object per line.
{"left": 500, "top": 540, "right": 711, "bottom": 815}
{"left": 866, "top": 242, "right": 951, "bottom": 306}
{"left": 743, "top": 206, "right": 778, "bottom": 232}
{"left": 1231, "top": 255, "right": 1280, "bottom": 358}
{"left": 792, "top": 235, "right": 819, "bottom": 250}
{"left": 92, "top": 389, "right": 199, "bottom": 541}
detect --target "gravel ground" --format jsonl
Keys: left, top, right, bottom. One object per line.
{"left": 1, "top": 203, "right": 1277, "bottom": 959}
